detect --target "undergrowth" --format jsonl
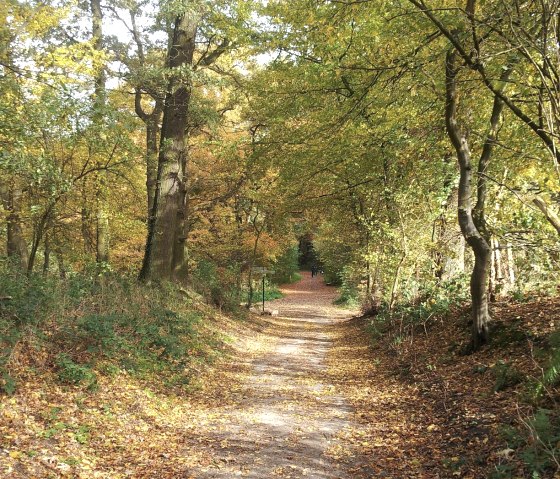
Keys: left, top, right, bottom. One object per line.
{"left": 367, "top": 276, "right": 470, "bottom": 340}
{"left": 0, "top": 259, "right": 227, "bottom": 395}
{"left": 364, "top": 276, "right": 560, "bottom": 477}
{"left": 250, "top": 282, "right": 284, "bottom": 303}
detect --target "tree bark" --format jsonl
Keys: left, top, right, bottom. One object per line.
{"left": 27, "top": 204, "right": 54, "bottom": 274}
{"left": 506, "top": 243, "right": 515, "bottom": 286}
{"left": 533, "top": 196, "right": 560, "bottom": 235}
{"left": 389, "top": 254, "right": 405, "bottom": 311}
{"left": 81, "top": 181, "right": 94, "bottom": 253}
{"left": 408, "top": 0, "right": 560, "bottom": 165}
{"left": 140, "top": 13, "right": 197, "bottom": 281}
{"left": 493, "top": 237, "right": 504, "bottom": 295}
{"left": 445, "top": 49, "right": 491, "bottom": 351}
{"left": 1, "top": 183, "right": 28, "bottom": 269}
{"left": 43, "top": 230, "right": 51, "bottom": 274}
{"left": 91, "top": 0, "right": 109, "bottom": 264}
{"left": 472, "top": 64, "right": 511, "bottom": 242}
{"left": 434, "top": 183, "right": 465, "bottom": 281}
{"left": 135, "top": 91, "right": 163, "bottom": 217}
{"left": 127, "top": 7, "right": 164, "bottom": 218}
{"left": 246, "top": 208, "right": 264, "bottom": 308}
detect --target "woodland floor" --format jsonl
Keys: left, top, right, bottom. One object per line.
{"left": 179, "top": 272, "right": 369, "bottom": 479}
{"left": 2, "top": 272, "right": 559, "bottom": 477}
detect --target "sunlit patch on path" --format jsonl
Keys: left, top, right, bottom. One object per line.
{"left": 183, "top": 272, "right": 369, "bottom": 478}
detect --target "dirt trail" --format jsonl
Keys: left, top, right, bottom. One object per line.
{"left": 186, "top": 272, "right": 365, "bottom": 478}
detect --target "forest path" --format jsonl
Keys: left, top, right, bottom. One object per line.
{"left": 184, "top": 272, "right": 369, "bottom": 478}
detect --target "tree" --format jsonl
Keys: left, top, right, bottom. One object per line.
{"left": 139, "top": 1, "right": 253, "bottom": 282}
{"left": 445, "top": 48, "right": 509, "bottom": 349}
{"left": 139, "top": 9, "right": 199, "bottom": 282}
{"left": 90, "top": 0, "right": 110, "bottom": 265}
{"left": 407, "top": 0, "right": 560, "bottom": 227}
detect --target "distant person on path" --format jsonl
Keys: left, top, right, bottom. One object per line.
{"left": 311, "top": 264, "right": 317, "bottom": 277}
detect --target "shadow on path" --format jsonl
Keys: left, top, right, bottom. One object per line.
{"left": 183, "top": 272, "right": 369, "bottom": 478}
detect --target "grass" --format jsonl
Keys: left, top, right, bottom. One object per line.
{"left": 0, "top": 259, "right": 230, "bottom": 396}
{"left": 247, "top": 279, "right": 284, "bottom": 304}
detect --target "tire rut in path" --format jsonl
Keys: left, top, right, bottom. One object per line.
{"left": 188, "top": 272, "right": 364, "bottom": 478}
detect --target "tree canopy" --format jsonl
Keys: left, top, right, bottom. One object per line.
{"left": 2, "top": 0, "right": 560, "bottom": 344}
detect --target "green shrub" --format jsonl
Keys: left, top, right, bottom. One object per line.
{"left": 333, "top": 284, "right": 359, "bottom": 307}
{"left": 492, "top": 360, "right": 524, "bottom": 392}
{"left": 77, "top": 313, "right": 118, "bottom": 352}
{"left": 0, "top": 371, "right": 16, "bottom": 395}
{"left": 55, "top": 354, "right": 97, "bottom": 388}
{"left": 529, "top": 328, "right": 560, "bottom": 401}
{"left": 271, "top": 246, "right": 301, "bottom": 284}
{"left": 333, "top": 266, "right": 360, "bottom": 306}
{"left": 376, "top": 275, "right": 470, "bottom": 328}
{"left": 520, "top": 409, "right": 560, "bottom": 474}
{"left": 141, "top": 306, "right": 198, "bottom": 359}
{"left": 0, "top": 259, "right": 61, "bottom": 394}
{"left": 192, "top": 260, "right": 242, "bottom": 310}
{"left": 491, "top": 409, "right": 560, "bottom": 479}
{"left": 250, "top": 279, "right": 283, "bottom": 303}
{"left": 501, "top": 409, "right": 560, "bottom": 476}
{"left": 365, "top": 316, "right": 388, "bottom": 344}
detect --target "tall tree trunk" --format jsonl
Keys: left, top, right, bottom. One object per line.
{"left": 506, "top": 243, "right": 515, "bottom": 287}
{"left": 43, "top": 230, "right": 51, "bottom": 274}
{"left": 365, "top": 230, "right": 374, "bottom": 308}
{"left": 140, "top": 13, "right": 197, "bottom": 281}
{"left": 389, "top": 254, "right": 405, "bottom": 311}
{"left": 434, "top": 183, "right": 465, "bottom": 281}
{"left": 489, "top": 237, "right": 496, "bottom": 300}
{"left": 389, "top": 212, "right": 408, "bottom": 311}
{"left": 81, "top": 181, "right": 94, "bottom": 253}
{"left": 129, "top": 9, "right": 163, "bottom": 219}
{"left": 27, "top": 205, "right": 54, "bottom": 274}
{"left": 445, "top": 49, "right": 492, "bottom": 351}
{"left": 1, "top": 183, "right": 28, "bottom": 269}
{"left": 91, "top": 0, "right": 109, "bottom": 264}
{"left": 146, "top": 110, "right": 161, "bottom": 216}
{"left": 493, "top": 237, "right": 504, "bottom": 296}
{"left": 54, "top": 227, "right": 66, "bottom": 279}
{"left": 472, "top": 63, "right": 511, "bottom": 242}
{"left": 247, "top": 211, "right": 263, "bottom": 308}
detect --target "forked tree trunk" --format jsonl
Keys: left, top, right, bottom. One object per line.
{"left": 81, "top": 182, "right": 94, "bottom": 253}
{"left": 505, "top": 243, "right": 515, "bottom": 290}
{"left": 146, "top": 109, "right": 162, "bottom": 216}
{"left": 445, "top": 49, "right": 497, "bottom": 350}
{"left": 134, "top": 89, "right": 163, "bottom": 219}
{"left": 139, "top": 14, "right": 197, "bottom": 281}
{"left": 389, "top": 254, "right": 405, "bottom": 311}
{"left": 494, "top": 238, "right": 504, "bottom": 294}
{"left": 43, "top": 230, "right": 51, "bottom": 274}
{"left": 27, "top": 204, "right": 54, "bottom": 274}
{"left": 129, "top": 10, "right": 163, "bottom": 218}
{"left": 246, "top": 212, "right": 264, "bottom": 308}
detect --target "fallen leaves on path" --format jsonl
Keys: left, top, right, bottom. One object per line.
{"left": 3, "top": 272, "right": 555, "bottom": 478}
{"left": 326, "top": 297, "right": 560, "bottom": 478}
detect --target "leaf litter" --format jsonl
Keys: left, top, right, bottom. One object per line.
{"left": 2, "top": 272, "right": 557, "bottom": 477}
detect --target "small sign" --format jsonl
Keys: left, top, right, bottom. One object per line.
{"left": 251, "top": 267, "right": 275, "bottom": 275}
